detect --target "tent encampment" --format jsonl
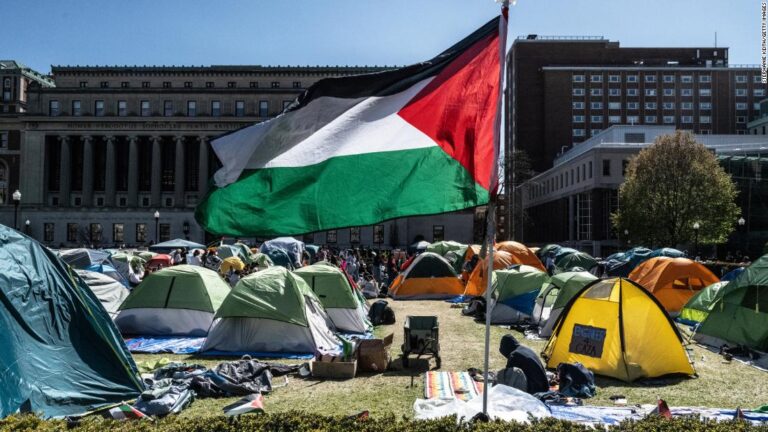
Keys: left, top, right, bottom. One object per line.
{"left": 678, "top": 281, "right": 729, "bottom": 325}
{"left": 695, "top": 254, "right": 768, "bottom": 352}
{"left": 463, "top": 250, "right": 516, "bottom": 297}
{"left": 532, "top": 271, "right": 598, "bottom": 338}
{"left": 76, "top": 269, "right": 130, "bottom": 318}
{"left": 0, "top": 226, "right": 142, "bottom": 418}
{"left": 554, "top": 251, "right": 597, "bottom": 274}
{"left": 149, "top": 238, "right": 206, "bottom": 253}
{"left": 59, "top": 248, "right": 112, "bottom": 269}
{"left": 202, "top": 266, "right": 342, "bottom": 354}
{"left": 259, "top": 237, "right": 305, "bottom": 268}
{"left": 295, "top": 262, "right": 371, "bottom": 333}
{"left": 543, "top": 277, "right": 695, "bottom": 382}
{"left": 487, "top": 265, "right": 549, "bottom": 324}
{"left": 494, "top": 241, "right": 546, "bottom": 271}
{"left": 628, "top": 257, "right": 719, "bottom": 314}
{"left": 115, "top": 265, "right": 230, "bottom": 336}
{"left": 388, "top": 252, "right": 465, "bottom": 300}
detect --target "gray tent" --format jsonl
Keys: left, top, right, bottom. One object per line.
{"left": 76, "top": 269, "right": 130, "bottom": 318}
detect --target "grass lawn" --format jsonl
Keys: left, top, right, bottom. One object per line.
{"left": 133, "top": 299, "right": 767, "bottom": 418}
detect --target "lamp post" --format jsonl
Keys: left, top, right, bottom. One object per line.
{"left": 623, "top": 229, "right": 629, "bottom": 248}
{"left": 25, "top": 219, "right": 30, "bottom": 236}
{"left": 737, "top": 217, "right": 747, "bottom": 258}
{"left": 12, "top": 190, "right": 21, "bottom": 230}
{"left": 154, "top": 211, "right": 160, "bottom": 244}
{"left": 182, "top": 221, "right": 190, "bottom": 240}
{"left": 693, "top": 222, "right": 700, "bottom": 259}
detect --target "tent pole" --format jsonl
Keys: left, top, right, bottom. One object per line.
{"left": 481, "top": 200, "right": 496, "bottom": 416}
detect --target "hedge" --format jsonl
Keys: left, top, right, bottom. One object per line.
{"left": 2, "top": 412, "right": 767, "bottom": 432}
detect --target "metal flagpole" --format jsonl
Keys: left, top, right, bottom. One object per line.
{"left": 482, "top": 0, "right": 509, "bottom": 418}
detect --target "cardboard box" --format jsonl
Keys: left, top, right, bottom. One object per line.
{"left": 357, "top": 333, "right": 394, "bottom": 372}
{"left": 311, "top": 356, "right": 357, "bottom": 379}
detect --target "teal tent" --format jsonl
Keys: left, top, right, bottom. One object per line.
{"left": 0, "top": 225, "right": 142, "bottom": 418}
{"left": 488, "top": 265, "right": 549, "bottom": 324}
{"left": 554, "top": 251, "right": 597, "bottom": 274}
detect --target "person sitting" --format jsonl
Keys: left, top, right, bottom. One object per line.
{"left": 498, "top": 334, "right": 549, "bottom": 394}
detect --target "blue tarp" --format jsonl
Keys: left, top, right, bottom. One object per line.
{"left": 721, "top": 267, "right": 745, "bottom": 281}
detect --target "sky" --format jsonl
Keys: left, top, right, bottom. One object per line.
{"left": 3, "top": 0, "right": 761, "bottom": 74}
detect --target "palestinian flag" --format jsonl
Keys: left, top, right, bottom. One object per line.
{"left": 196, "top": 13, "right": 507, "bottom": 236}
{"left": 223, "top": 394, "right": 265, "bottom": 416}
{"left": 108, "top": 404, "right": 152, "bottom": 421}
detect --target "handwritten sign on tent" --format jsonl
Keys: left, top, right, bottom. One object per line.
{"left": 569, "top": 324, "right": 606, "bottom": 358}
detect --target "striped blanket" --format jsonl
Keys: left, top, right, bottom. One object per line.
{"left": 425, "top": 371, "right": 484, "bottom": 401}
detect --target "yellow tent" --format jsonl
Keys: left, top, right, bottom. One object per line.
{"left": 542, "top": 277, "right": 695, "bottom": 382}
{"left": 388, "top": 252, "right": 464, "bottom": 300}
{"left": 220, "top": 256, "right": 245, "bottom": 274}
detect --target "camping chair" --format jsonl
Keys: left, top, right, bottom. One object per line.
{"left": 401, "top": 315, "right": 441, "bottom": 368}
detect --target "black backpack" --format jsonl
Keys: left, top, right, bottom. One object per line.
{"left": 368, "top": 300, "right": 396, "bottom": 325}
{"left": 557, "top": 362, "right": 596, "bottom": 398}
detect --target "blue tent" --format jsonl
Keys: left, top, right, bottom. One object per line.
{"left": 721, "top": 266, "right": 745, "bottom": 281}
{"left": 605, "top": 247, "right": 653, "bottom": 277}
{"left": 0, "top": 225, "right": 142, "bottom": 418}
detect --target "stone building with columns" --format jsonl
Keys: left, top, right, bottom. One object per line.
{"left": 10, "top": 64, "right": 480, "bottom": 248}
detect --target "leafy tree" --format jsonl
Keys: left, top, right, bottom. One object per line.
{"left": 612, "top": 131, "right": 740, "bottom": 247}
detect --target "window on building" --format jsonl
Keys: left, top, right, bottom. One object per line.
{"left": 700, "top": 116, "right": 711, "bottom": 123}
{"left": 663, "top": 88, "right": 674, "bottom": 96}
{"left": 159, "top": 223, "right": 171, "bottom": 241}
{"left": 120, "top": 81, "right": 129, "bottom": 88}
{"left": 754, "top": 102, "right": 761, "bottom": 110}
{"left": 590, "top": 74, "right": 602, "bottom": 82}
{"left": 573, "top": 115, "right": 584, "bottom": 123}
{"left": 755, "top": 89, "right": 766, "bottom": 97}
{"left": 112, "top": 223, "right": 124, "bottom": 243}
{"left": 645, "top": 89, "right": 657, "bottom": 96}
{"left": 164, "top": 100, "right": 173, "bottom": 117}
{"left": 681, "top": 115, "right": 693, "bottom": 123}
{"left": 117, "top": 100, "right": 127, "bottom": 117}
{"left": 205, "top": 81, "right": 214, "bottom": 88}
{"left": 44, "top": 223, "right": 54, "bottom": 242}
{"left": 590, "top": 88, "right": 602, "bottom": 96}
{"left": 373, "top": 224, "right": 384, "bottom": 244}
{"left": 663, "top": 75, "right": 675, "bottom": 83}
{"left": 608, "top": 88, "right": 620, "bottom": 96}
{"left": 271, "top": 81, "right": 280, "bottom": 88}
{"left": 141, "top": 81, "right": 150, "bottom": 88}
{"left": 645, "top": 115, "right": 657, "bottom": 123}
{"left": 700, "top": 102, "right": 712, "bottom": 110}
{"left": 72, "top": 100, "right": 81, "bottom": 116}
{"left": 626, "top": 75, "right": 638, "bottom": 82}
{"left": 90, "top": 223, "right": 103, "bottom": 243}
{"left": 662, "top": 102, "right": 675, "bottom": 110}
{"left": 227, "top": 81, "right": 236, "bottom": 88}
{"left": 100, "top": 81, "right": 109, "bottom": 88}
{"left": 211, "top": 100, "right": 221, "bottom": 116}
{"left": 681, "top": 102, "right": 693, "bottom": 110}
{"left": 644, "top": 75, "right": 656, "bottom": 83}
{"left": 249, "top": 81, "right": 258, "bottom": 88}
{"left": 591, "top": 129, "right": 602, "bottom": 136}
{"left": 282, "top": 100, "right": 292, "bottom": 111}
{"left": 258, "top": 100, "right": 269, "bottom": 117}
{"left": 602, "top": 159, "right": 611, "bottom": 176}
{"left": 735, "top": 75, "right": 747, "bottom": 83}
{"left": 163, "top": 81, "right": 171, "bottom": 88}
{"left": 645, "top": 102, "right": 657, "bottom": 109}
{"left": 572, "top": 88, "right": 585, "bottom": 96}
{"left": 735, "top": 88, "right": 747, "bottom": 97}
{"left": 699, "top": 88, "right": 712, "bottom": 97}
{"left": 67, "top": 223, "right": 78, "bottom": 242}
{"left": 622, "top": 160, "right": 630, "bottom": 175}
{"left": 95, "top": 100, "right": 104, "bottom": 116}
{"left": 292, "top": 81, "right": 301, "bottom": 88}
{"left": 627, "top": 102, "right": 639, "bottom": 110}
{"left": 49, "top": 100, "right": 60, "bottom": 116}
{"left": 608, "top": 102, "right": 621, "bottom": 110}
{"left": 588, "top": 161, "right": 593, "bottom": 179}
{"left": 572, "top": 102, "right": 584, "bottom": 109}
{"left": 187, "top": 100, "right": 196, "bottom": 117}
{"left": 608, "top": 75, "right": 620, "bottom": 83}
{"left": 681, "top": 75, "right": 693, "bottom": 83}
{"left": 572, "top": 128, "right": 585, "bottom": 137}
{"left": 431, "top": 225, "right": 445, "bottom": 242}
{"left": 626, "top": 88, "right": 638, "bottom": 96}
{"left": 699, "top": 75, "right": 711, "bottom": 83}
{"left": 184, "top": 81, "right": 192, "bottom": 88}
{"left": 79, "top": 81, "right": 88, "bottom": 87}
{"left": 140, "top": 100, "right": 150, "bottom": 116}
{"left": 590, "top": 102, "right": 603, "bottom": 109}
{"left": 235, "top": 100, "right": 245, "bottom": 116}
{"left": 590, "top": 115, "right": 603, "bottom": 123}
{"left": 754, "top": 75, "right": 763, "bottom": 83}
{"left": 0, "top": 132, "right": 7, "bottom": 148}
{"left": 663, "top": 116, "right": 675, "bottom": 124}
{"left": 736, "top": 116, "right": 747, "bottom": 123}
{"left": 350, "top": 227, "right": 361, "bottom": 243}
{"left": 626, "top": 115, "right": 639, "bottom": 123}
{"left": 572, "top": 74, "right": 585, "bottom": 82}
{"left": 608, "top": 115, "right": 621, "bottom": 123}
{"left": 136, "top": 223, "right": 147, "bottom": 243}
{"left": 326, "top": 229, "right": 337, "bottom": 243}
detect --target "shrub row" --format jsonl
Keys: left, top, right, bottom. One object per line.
{"left": 2, "top": 412, "right": 766, "bottom": 432}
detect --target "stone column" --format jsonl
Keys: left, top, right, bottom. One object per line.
{"left": 58, "top": 136, "right": 71, "bottom": 207}
{"left": 198, "top": 136, "right": 209, "bottom": 197}
{"left": 104, "top": 136, "right": 116, "bottom": 207}
{"left": 174, "top": 135, "right": 185, "bottom": 207}
{"left": 81, "top": 135, "right": 94, "bottom": 207}
{"left": 151, "top": 136, "right": 162, "bottom": 207}
{"left": 127, "top": 136, "right": 139, "bottom": 207}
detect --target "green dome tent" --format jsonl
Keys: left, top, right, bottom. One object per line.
{"left": 695, "top": 254, "right": 768, "bottom": 352}
{"left": 0, "top": 226, "right": 142, "bottom": 418}
{"left": 115, "top": 265, "right": 230, "bottom": 336}
{"left": 426, "top": 240, "right": 466, "bottom": 257}
{"left": 488, "top": 265, "right": 549, "bottom": 324}
{"left": 202, "top": 266, "right": 342, "bottom": 355}
{"left": 554, "top": 251, "right": 597, "bottom": 274}
{"left": 295, "top": 262, "right": 371, "bottom": 333}
{"left": 678, "top": 281, "right": 729, "bottom": 324}
{"left": 533, "top": 271, "right": 598, "bottom": 338}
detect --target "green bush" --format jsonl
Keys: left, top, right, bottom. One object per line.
{"left": 2, "top": 412, "right": 766, "bottom": 432}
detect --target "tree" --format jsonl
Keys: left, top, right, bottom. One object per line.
{"left": 612, "top": 131, "right": 740, "bottom": 247}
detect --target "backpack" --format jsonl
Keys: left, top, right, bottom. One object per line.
{"left": 495, "top": 367, "right": 528, "bottom": 392}
{"left": 557, "top": 362, "right": 596, "bottom": 398}
{"left": 368, "top": 300, "right": 396, "bottom": 325}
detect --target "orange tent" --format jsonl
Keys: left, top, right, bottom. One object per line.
{"left": 463, "top": 250, "right": 516, "bottom": 297}
{"left": 495, "top": 241, "right": 546, "bottom": 271}
{"left": 460, "top": 245, "right": 483, "bottom": 282}
{"left": 628, "top": 257, "right": 719, "bottom": 314}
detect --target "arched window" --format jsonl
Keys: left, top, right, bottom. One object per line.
{"left": 0, "top": 160, "right": 8, "bottom": 204}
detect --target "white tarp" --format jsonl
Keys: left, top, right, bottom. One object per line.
{"left": 414, "top": 384, "right": 551, "bottom": 423}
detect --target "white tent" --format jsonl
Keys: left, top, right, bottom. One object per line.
{"left": 76, "top": 269, "right": 130, "bottom": 318}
